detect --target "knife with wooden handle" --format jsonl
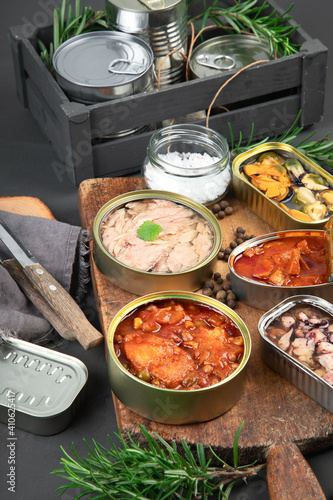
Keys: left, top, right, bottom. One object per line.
{"left": 0, "top": 217, "right": 104, "bottom": 350}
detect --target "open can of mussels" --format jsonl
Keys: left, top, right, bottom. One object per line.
{"left": 232, "top": 142, "right": 333, "bottom": 231}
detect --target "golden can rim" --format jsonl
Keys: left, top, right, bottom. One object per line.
{"left": 93, "top": 189, "right": 222, "bottom": 276}
{"left": 232, "top": 142, "right": 333, "bottom": 226}
{"left": 228, "top": 229, "right": 333, "bottom": 289}
{"left": 107, "top": 290, "right": 252, "bottom": 393}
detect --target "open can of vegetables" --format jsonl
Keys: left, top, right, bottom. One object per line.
{"left": 232, "top": 142, "right": 333, "bottom": 231}
{"left": 93, "top": 190, "right": 222, "bottom": 295}
{"left": 106, "top": 291, "right": 251, "bottom": 424}
{"left": 258, "top": 295, "right": 333, "bottom": 413}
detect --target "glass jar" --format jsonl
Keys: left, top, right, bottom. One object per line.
{"left": 142, "top": 124, "right": 231, "bottom": 206}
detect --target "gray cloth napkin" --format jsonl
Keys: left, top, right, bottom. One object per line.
{"left": 0, "top": 210, "right": 90, "bottom": 344}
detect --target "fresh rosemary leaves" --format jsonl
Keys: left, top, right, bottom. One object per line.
{"left": 229, "top": 110, "right": 333, "bottom": 169}
{"left": 37, "top": 0, "right": 108, "bottom": 72}
{"left": 188, "top": 0, "right": 300, "bottom": 57}
{"left": 38, "top": 0, "right": 299, "bottom": 73}
{"left": 52, "top": 423, "right": 264, "bottom": 499}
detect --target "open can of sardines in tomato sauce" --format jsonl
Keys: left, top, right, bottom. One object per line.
{"left": 228, "top": 229, "right": 333, "bottom": 310}
{"left": 258, "top": 295, "right": 333, "bottom": 413}
{"left": 232, "top": 142, "right": 333, "bottom": 231}
{"left": 106, "top": 291, "right": 251, "bottom": 424}
{"left": 93, "top": 190, "right": 222, "bottom": 295}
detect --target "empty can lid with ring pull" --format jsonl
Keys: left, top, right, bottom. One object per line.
{"left": 189, "top": 34, "right": 274, "bottom": 79}
{"left": 53, "top": 31, "right": 154, "bottom": 104}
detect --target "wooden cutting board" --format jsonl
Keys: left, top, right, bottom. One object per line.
{"left": 0, "top": 196, "right": 55, "bottom": 219}
{"left": 78, "top": 178, "right": 332, "bottom": 498}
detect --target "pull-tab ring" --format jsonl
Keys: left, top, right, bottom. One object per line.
{"left": 108, "top": 59, "right": 145, "bottom": 75}
{"left": 196, "top": 54, "right": 236, "bottom": 71}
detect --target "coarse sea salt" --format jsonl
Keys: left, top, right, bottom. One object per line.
{"left": 143, "top": 151, "right": 231, "bottom": 205}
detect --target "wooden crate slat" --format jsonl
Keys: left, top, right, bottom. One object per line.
{"left": 8, "top": 0, "right": 328, "bottom": 185}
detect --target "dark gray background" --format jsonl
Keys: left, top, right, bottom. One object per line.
{"left": 1, "top": 1, "right": 332, "bottom": 499}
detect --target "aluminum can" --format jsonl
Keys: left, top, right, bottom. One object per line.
{"left": 53, "top": 31, "right": 154, "bottom": 103}
{"left": 93, "top": 189, "right": 222, "bottom": 295}
{"left": 105, "top": 0, "right": 188, "bottom": 87}
{"left": 228, "top": 230, "right": 333, "bottom": 311}
{"left": 0, "top": 339, "right": 87, "bottom": 435}
{"left": 232, "top": 142, "right": 333, "bottom": 231}
{"left": 106, "top": 291, "right": 251, "bottom": 424}
{"left": 189, "top": 34, "right": 272, "bottom": 79}
{"left": 258, "top": 295, "right": 333, "bottom": 413}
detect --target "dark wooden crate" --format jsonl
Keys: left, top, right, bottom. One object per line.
{"left": 9, "top": 0, "right": 327, "bottom": 186}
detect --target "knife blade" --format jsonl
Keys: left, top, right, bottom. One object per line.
{"left": 0, "top": 216, "right": 104, "bottom": 350}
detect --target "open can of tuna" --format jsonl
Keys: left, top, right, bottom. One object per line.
{"left": 105, "top": 0, "right": 188, "bottom": 87}
{"left": 189, "top": 34, "right": 273, "bottom": 79}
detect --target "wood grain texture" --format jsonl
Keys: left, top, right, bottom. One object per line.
{"left": 0, "top": 196, "right": 55, "bottom": 219}
{"left": 22, "top": 262, "right": 104, "bottom": 350}
{"left": 266, "top": 443, "right": 326, "bottom": 499}
{"left": 78, "top": 178, "right": 333, "bottom": 466}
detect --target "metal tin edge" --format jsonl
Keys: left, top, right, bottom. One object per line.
{"left": 105, "top": 291, "right": 251, "bottom": 423}
{"left": 0, "top": 339, "right": 88, "bottom": 435}
{"left": 93, "top": 189, "right": 222, "bottom": 276}
{"left": 107, "top": 291, "right": 251, "bottom": 391}
{"left": 228, "top": 230, "right": 333, "bottom": 310}
{"left": 53, "top": 30, "right": 154, "bottom": 89}
{"left": 257, "top": 295, "right": 333, "bottom": 413}
{"left": 232, "top": 142, "right": 333, "bottom": 231}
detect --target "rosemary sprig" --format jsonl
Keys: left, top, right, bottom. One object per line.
{"left": 188, "top": 0, "right": 300, "bottom": 57}
{"left": 229, "top": 110, "right": 333, "bottom": 169}
{"left": 37, "top": 0, "right": 108, "bottom": 72}
{"left": 52, "top": 422, "right": 264, "bottom": 499}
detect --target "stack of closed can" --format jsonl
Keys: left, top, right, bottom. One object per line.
{"left": 105, "top": 0, "right": 188, "bottom": 87}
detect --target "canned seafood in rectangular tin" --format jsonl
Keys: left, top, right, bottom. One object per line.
{"left": 258, "top": 295, "right": 333, "bottom": 413}
{"left": 0, "top": 339, "right": 88, "bottom": 435}
{"left": 232, "top": 142, "right": 333, "bottom": 231}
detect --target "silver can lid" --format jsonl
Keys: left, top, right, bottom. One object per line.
{"left": 106, "top": 0, "right": 182, "bottom": 12}
{"left": 189, "top": 34, "right": 273, "bottom": 79}
{"left": 53, "top": 31, "right": 154, "bottom": 88}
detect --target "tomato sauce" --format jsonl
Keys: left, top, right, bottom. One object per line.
{"left": 113, "top": 299, "right": 244, "bottom": 390}
{"left": 233, "top": 234, "right": 328, "bottom": 287}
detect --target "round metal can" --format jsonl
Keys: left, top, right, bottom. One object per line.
{"left": 189, "top": 34, "right": 273, "bottom": 79}
{"left": 106, "top": 291, "right": 251, "bottom": 424}
{"left": 105, "top": 0, "right": 188, "bottom": 87}
{"left": 93, "top": 189, "right": 222, "bottom": 295}
{"left": 53, "top": 31, "right": 154, "bottom": 103}
{"left": 228, "top": 230, "right": 333, "bottom": 311}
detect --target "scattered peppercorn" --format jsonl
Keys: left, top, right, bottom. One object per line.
{"left": 218, "top": 229, "right": 256, "bottom": 261}
{"left": 210, "top": 199, "right": 233, "bottom": 219}
{"left": 202, "top": 271, "right": 239, "bottom": 308}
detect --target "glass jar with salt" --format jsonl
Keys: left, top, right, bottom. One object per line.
{"left": 142, "top": 124, "right": 231, "bottom": 206}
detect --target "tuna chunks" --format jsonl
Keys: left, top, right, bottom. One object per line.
{"left": 101, "top": 198, "right": 214, "bottom": 273}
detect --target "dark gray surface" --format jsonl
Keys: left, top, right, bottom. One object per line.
{"left": 0, "top": 1, "right": 332, "bottom": 499}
